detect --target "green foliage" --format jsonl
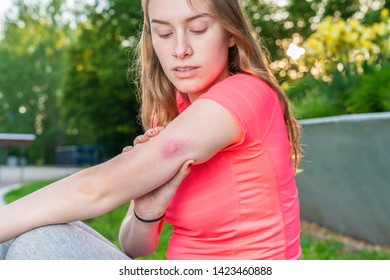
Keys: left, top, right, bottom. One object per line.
{"left": 322, "top": 0, "right": 361, "bottom": 19}
{"left": 286, "top": 62, "right": 390, "bottom": 119}
{"left": 6, "top": 180, "right": 390, "bottom": 260}
{"left": 0, "top": 0, "right": 70, "bottom": 164}
{"left": 245, "top": 0, "right": 363, "bottom": 61}
{"left": 285, "top": 74, "right": 342, "bottom": 119}
{"left": 61, "top": 0, "right": 143, "bottom": 157}
{"left": 300, "top": 13, "right": 389, "bottom": 80}
{"left": 346, "top": 65, "right": 390, "bottom": 113}
{"left": 291, "top": 8, "right": 389, "bottom": 119}
{"left": 245, "top": 0, "right": 314, "bottom": 60}
{"left": 290, "top": 92, "right": 343, "bottom": 119}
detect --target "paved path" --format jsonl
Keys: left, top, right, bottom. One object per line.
{"left": 0, "top": 166, "right": 82, "bottom": 207}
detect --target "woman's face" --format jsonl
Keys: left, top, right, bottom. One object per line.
{"left": 148, "top": 0, "right": 235, "bottom": 101}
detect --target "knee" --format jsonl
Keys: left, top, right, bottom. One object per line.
{"left": 16, "top": 224, "right": 68, "bottom": 242}
{"left": 5, "top": 224, "right": 70, "bottom": 260}
{"left": 0, "top": 240, "right": 13, "bottom": 260}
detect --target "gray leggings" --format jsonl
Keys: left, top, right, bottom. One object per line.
{"left": 0, "top": 221, "right": 131, "bottom": 260}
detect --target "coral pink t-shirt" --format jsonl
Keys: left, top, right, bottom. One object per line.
{"left": 164, "top": 74, "right": 301, "bottom": 259}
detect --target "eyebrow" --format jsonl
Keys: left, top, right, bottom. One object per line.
{"left": 151, "top": 13, "right": 213, "bottom": 25}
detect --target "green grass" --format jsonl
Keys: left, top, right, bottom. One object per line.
{"left": 5, "top": 179, "right": 390, "bottom": 260}
{"left": 300, "top": 233, "right": 390, "bottom": 260}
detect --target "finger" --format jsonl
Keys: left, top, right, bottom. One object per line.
{"left": 166, "top": 160, "right": 194, "bottom": 184}
{"left": 145, "top": 127, "right": 159, "bottom": 137}
{"left": 135, "top": 126, "right": 165, "bottom": 145}
{"left": 178, "top": 160, "right": 195, "bottom": 176}
{"left": 152, "top": 159, "right": 194, "bottom": 208}
{"left": 163, "top": 160, "right": 194, "bottom": 191}
{"left": 155, "top": 126, "right": 165, "bottom": 132}
{"left": 122, "top": 146, "right": 134, "bottom": 153}
{"left": 133, "top": 135, "right": 149, "bottom": 146}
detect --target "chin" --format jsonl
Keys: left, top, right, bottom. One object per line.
{"left": 175, "top": 84, "right": 208, "bottom": 96}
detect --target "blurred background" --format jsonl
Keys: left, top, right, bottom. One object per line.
{"left": 0, "top": 0, "right": 389, "bottom": 165}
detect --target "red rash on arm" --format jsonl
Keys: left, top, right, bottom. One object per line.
{"left": 159, "top": 140, "right": 189, "bottom": 159}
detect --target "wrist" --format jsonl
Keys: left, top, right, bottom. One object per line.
{"left": 133, "top": 210, "right": 165, "bottom": 223}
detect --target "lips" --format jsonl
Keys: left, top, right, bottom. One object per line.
{"left": 172, "top": 66, "right": 199, "bottom": 78}
{"left": 176, "top": 67, "right": 196, "bottom": 71}
{"left": 174, "top": 66, "right": 198, "bottom": 71}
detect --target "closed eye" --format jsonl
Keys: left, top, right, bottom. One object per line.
{"left": 159, "top": 33, "right": 173, "bottom": 38}
{"left": 191, "top": 28, "right": 207, "bottom": 35}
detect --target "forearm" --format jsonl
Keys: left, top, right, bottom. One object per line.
{"left": 0, "top": 140, "right": 186, "bottom": 243}
{"left": 118, "top": 158, "right": 194, "bottom": 259}
{"left": 119, "top": 206, "right": 164, "bottom": 259}
{"left": 0, "top": 168, "right": 100, "bottom": 243}
{"left": 0, "top": 187, "right": 71, "bottom": 243}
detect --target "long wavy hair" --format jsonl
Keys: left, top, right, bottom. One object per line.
{"left": 134, "top": 0, "right": 301, "bottom": 171}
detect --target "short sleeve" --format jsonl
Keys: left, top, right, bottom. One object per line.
{"left": 197, "top": 74, "right": 280, "bottom": 143}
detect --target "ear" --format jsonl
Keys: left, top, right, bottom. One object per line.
{"left": 228, "top": 33, "right": 236, "bottom": 47}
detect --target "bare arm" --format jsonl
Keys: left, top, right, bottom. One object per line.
{"left": 0, "top": 99, "right": 242, "bottom": 243}
{"left": 119, "top": 130, "right": 193, "bottom": 258}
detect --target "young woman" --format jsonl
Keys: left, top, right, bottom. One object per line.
{"left": 0, "top": 0, "right": 301, "bottom": 260}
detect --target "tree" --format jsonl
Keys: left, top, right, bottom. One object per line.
{"left": 61, "top": 0, "right": 143, "bottom": 157}
{"left": 243, "top": 0, "right": 386, "bottom": 80}
{"left": 0, "top": 0, "right": 71, "bottom": 163}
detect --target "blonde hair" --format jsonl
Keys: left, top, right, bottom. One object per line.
{"left": 134, "top": 0, "right": 301, "bottom": 171}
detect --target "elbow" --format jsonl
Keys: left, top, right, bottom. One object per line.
{"left": 122, "top": 247, "right": 145, "bottom": 260}
{"left": 119, "top": 240, "right": 135, "bottom": 259}
{"left": 118, "top": 218, "right": 159, "bottom": 259}
{"left": 121, "top": 241, "right": 158, "bottom": 260}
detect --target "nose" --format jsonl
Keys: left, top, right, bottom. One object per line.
{"left": 172, "top": 32, "right": 193, "bottom": 59}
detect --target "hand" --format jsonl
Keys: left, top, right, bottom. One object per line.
{"left": 122, "top": 126, "right": 165, "bottom": 153}
{"left": 122, "top": 127, "right": 193, "bottom": 220}
{"left": 132, "top": 159, "right": 193, "bottom": 220}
